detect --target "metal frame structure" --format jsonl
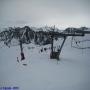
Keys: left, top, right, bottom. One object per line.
{"left": 50, "top": 27, "right": 90, "bottom": 60}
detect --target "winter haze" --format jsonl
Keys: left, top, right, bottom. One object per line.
{"left": 0, "top": 0, "right": 90, "bottom": 90}
{"left": 0, "top": 0, "right": 90, "bottom": 29}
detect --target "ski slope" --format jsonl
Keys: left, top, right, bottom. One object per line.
{"left": 0, "top": 37, "right": 90, "bottom": 90}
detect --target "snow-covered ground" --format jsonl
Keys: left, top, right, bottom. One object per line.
{"left": 0, "top": 37, "right": 90, "bottom": 90}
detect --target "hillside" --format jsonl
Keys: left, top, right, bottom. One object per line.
{"left": 0, "top": 29, "right": 90, "bottom": 90}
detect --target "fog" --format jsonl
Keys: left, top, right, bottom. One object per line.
{"left": 0, "top": 0, "right": 90, "bottom": 29}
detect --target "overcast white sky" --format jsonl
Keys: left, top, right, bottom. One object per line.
{"left": 0, "top": 0, "right": 90, "bottom": 29}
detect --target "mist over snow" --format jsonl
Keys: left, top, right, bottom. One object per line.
{"left": 0, "top": 28, "right": 90, "bottom": 90}
{"left": 0, "top": 0, "right": 90, "bottom": 89}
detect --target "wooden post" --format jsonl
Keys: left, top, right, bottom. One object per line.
{"left": 20, "top": 40, "right": 25, "bottom": 60}
{"left": 50, "top": 26, "right": 55, "bottom": 59}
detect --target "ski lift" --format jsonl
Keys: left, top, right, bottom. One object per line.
{"left": 50, "top": 26, "right": 66, "bottom": 60}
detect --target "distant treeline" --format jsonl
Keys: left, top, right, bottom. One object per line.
{"left": 0, "top": 26, "right": 88, "bottom": 46}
